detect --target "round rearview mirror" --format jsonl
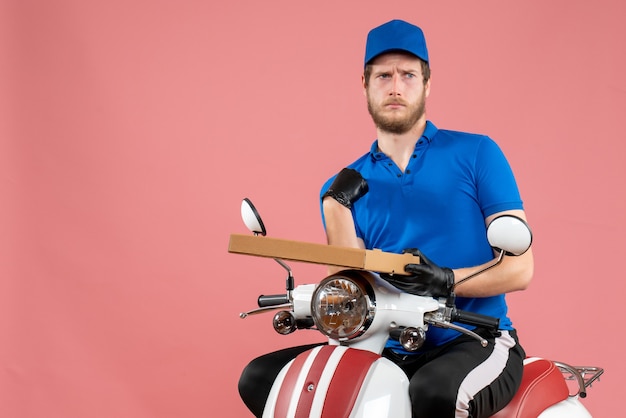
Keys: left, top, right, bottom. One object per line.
{"left": 241, "top": 198, "right": 266, "bottom": 236}
{"left": 486, "top": 215, "right": 532, "bottom": 256}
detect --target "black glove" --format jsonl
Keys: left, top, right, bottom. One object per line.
{"left": 383, "top": 249, "right": 455, "bottom": 298}
{"left": 322, "top": 168, "right": 369, "bottom": 209}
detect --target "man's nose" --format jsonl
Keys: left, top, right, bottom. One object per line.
{"left": 389, "top": 74, "right": 400, "bottom": 96}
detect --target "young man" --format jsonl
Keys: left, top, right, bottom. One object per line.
{"left": 320, "top": 19, "right": 533, "bottom": 417}
{"left": 239, "top": 19, "right": 533, "bottom": 417}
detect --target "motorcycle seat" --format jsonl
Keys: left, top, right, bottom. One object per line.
{"left": 491, "top": 357, "right": 569, "bottom": 418}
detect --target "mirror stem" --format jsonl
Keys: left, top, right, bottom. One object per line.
{"left": 453, "top": 250, "right": 505, "bottom": 290}
{"left": 274, "top": 258, "right": 294, "bottom": 297}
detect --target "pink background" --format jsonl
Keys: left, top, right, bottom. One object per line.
{"left": 2, "top": 0, "right": 624, "bottom": 416}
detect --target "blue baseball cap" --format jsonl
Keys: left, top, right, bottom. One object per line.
{"left": 364, "top": 19, "right": 429, "bottom": 66}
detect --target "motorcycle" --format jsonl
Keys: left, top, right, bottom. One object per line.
{"left": 230, "top": 198, "right": 603, "bottom": 417}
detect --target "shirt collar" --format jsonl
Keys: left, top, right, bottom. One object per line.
{"left": 370, "top": 120, "right": 438, "bottom": 156}
{"left": 422, "top": 120, "right": 437, "bottom": 143}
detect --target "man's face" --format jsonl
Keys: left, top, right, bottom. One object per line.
{"left": 364, "top": 53, "right": 430, "bottom": 135}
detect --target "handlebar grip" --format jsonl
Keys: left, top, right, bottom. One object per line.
{"left": 257, "top": 294, "right": 289, "bottom": 307}
{"left": 453, "top": 309, "right": 500, "bottom": 330}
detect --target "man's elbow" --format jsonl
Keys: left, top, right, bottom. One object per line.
{"left": 514, "top": 268, "right": 534, "bottom": 291}
{"left": 516, "top": 260, "right": 535, "bottom": 290}
{"left": 513, "top": 253, "right": 534, "bottom": 291}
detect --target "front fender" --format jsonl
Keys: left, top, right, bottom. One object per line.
{"left": 263, "top": 345, "right": 410, "bottom": 418}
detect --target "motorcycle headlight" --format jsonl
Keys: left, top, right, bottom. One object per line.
{"left": 311, "top": 270, "right": 376, "bottom": 341}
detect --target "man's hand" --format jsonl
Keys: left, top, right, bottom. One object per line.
{"left": 322, "top": 168, "right": 368, "bottom": 209}
{"left": 383, "top": 249, "right": 455, "bottom": 298}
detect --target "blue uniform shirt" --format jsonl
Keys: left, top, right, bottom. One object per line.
{"left": 320, "top": 121, "right": 523, "bottom": 352}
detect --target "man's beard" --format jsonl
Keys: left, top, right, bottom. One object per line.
{"left": 367, "top": 94, "right": 426, "bottom": 135}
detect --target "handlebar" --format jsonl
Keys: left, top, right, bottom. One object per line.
{"left": 258, "top": 294, "right": 290, "bottom": 307}
{"left": 452, "top": 309, "right": 500, "bottom": 331}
